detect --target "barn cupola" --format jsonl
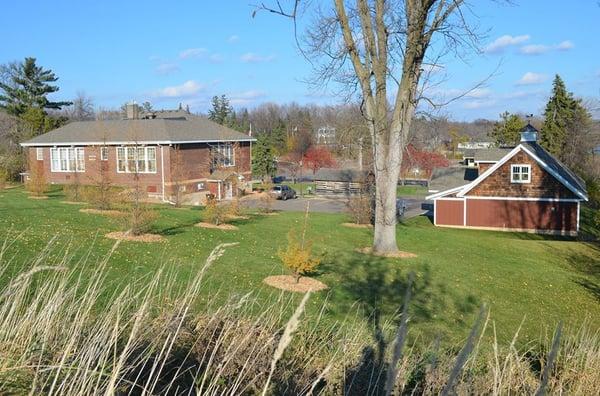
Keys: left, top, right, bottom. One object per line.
{"left": 520, "top": 123, "right": 539, "bottom": 143}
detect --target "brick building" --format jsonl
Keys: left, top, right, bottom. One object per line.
{"left": 20, "top": 106, "right": 255, "bottom": 201}
{"left": 427, "top": 125, "right": 588, "bottom": 235}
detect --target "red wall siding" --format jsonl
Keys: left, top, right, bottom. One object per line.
{"left": 469, "top": 150, "right": 576, "bottom": 199}
{"left": 466, "top": 199, "right": 578, "bottom": 232}
{"left": 435, "top": 199, "right": 464, "bottom": 226}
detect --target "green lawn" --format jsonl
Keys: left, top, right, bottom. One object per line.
{"left": 0, "top": 185, "right": 599, "bottom": 345}
{"left": 397, "top": 184, "right": 428, "bottom": 196}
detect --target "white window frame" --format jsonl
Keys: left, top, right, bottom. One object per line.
{"left": 212, "top": 142, "right": 235, "bottom": 168}
{"left": 36, "top": 148, "right": 44, "bottom": 160}
{"left": 100, "top": 146, "right": 109, "bottom": 161}
{"left": 115, "top": 146, "right": 157, "bottom": 174}
{"left": 50, "top": 147, "right": 85, "bottom": 173}
{"left": 511, "top": 164, "right": 531, "bottom": 184}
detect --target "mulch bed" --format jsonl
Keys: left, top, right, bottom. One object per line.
{"left": 226, "top": 214, "right": 250, "bottom": 220}
{"left": 263, "top": 275, "right": 328, "bottom": 292}
{"left": 356, "top": 247, "right": 418, "bottom": 259}
{"left": 80, "top": 208, "right": 126, "bottom": 217}
{"left": 28, "top": 195, "right": 49, "bottom": 200}
{"left": 195, "top": 222, "right": 239, "bottom": 230}
{"left": 61, "top": 201, "right": 87, "bottom": 205}
{"left": 105, "top": 231, "right": 165, "bottom": 243}
{"left": 341, "top": 222, "right": 373, "bottom": 229}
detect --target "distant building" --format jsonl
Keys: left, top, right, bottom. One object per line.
{"left": 457, "top": 141, "right": 493, "bottom": 150}
{"left": 21, "top": 105, "right": 255, "bottom": 202}
{"left": 427, "top": 125, "right": 587, "bottom": 235}
{"left": 315, "top": 126, "right": 336, "bottom": 145}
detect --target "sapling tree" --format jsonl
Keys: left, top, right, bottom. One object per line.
{"left": 278, "top": 204, "right": 320, "bottom": 282}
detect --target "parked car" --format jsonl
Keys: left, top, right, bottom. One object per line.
{"left": 270, "top": 185, "right": 297, "bottom": 200}
{"left": 369, "top": 197, "right": 408, "bottom": 224}
{"left": 396, "top": 199, "right": 407, "bottom": 220}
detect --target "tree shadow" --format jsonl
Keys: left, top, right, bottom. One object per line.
{"left": 322, "top": 252, "right": 478, "bottom": 395}
{"left": 560, "top": 241, "right": 600, "bottom": 302}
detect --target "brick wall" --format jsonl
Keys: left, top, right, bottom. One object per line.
{"left": 468, "top": 150, "right": 576, "bottom": 199}
{"left": 29, "top": 141, "right": 253, "bottom": 197}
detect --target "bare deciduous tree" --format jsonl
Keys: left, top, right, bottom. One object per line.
{"left": 256, "top": 0, "right": 482, "bottom": 253}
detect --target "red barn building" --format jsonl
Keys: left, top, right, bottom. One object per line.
{"left": 20, "top": 106, "right": 255, "bottom": 201}
{"left": 427, "top": 125, "right": 588, "bottom": 235}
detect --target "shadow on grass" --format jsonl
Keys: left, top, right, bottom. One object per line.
{"left": 561, "top": 241, "right": 600, "bottom": 302}
{"left": 321, "top": 251, "right": 478, "bottom": 395}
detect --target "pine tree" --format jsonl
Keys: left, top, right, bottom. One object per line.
{"left": 252, "top": 134, "right": 276, "bottom": 181}
{"left": 0, "top": 58, "right": 72, "bottom": 117}
{"left": 490, "top": 111, "right": 525, "bottom": 146}
{"left": 541, "top": 75, "right": 576, "bottom": 157}
{"left": 208, "top": 94, "right": 232, "bottom": 125}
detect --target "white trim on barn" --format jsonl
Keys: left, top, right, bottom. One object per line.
{"left": 456, "top": 144, "right": 587, "bottom": 201}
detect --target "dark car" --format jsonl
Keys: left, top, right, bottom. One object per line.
{"left": 270, "top": 185, "right": 297, "bottom": 200}
{"left": 369, "top": 198, "right": 408, "bottom": 224}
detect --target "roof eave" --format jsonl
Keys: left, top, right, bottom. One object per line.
{"left": 20, "top": 138, "right": 257, "bottom": 147}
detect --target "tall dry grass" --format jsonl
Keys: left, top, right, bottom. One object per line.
{"left": 0, "top": 234, "right": 599, "bottom": 395}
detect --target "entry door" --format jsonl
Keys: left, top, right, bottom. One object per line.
{"left": 225, "top": 181, "right": 233, "bottom": 199}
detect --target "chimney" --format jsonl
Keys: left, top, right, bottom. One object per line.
{"left": 520, "top": 123, "right": 538, "bottom": 143}
{"left": 126, "top": 102, "right": 139, "bottom": 120}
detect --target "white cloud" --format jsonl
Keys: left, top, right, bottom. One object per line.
{"left": 519, "top": 44, "right": 550, "bottom": 55}
{"left": 484, "top": 34, "right": 530, "bottom": 53}
{"left": 556, "top": 40, "right": 574, "bottom": 51}
{"left": 503, "top": 90, "right": 542, "bottom": 99}
{"left": 208, "top": 53, "right": 224, "bottom": 63}
{"left": 153, "top": 80, "right": 205, "bottom": 98}
{"left": 465, "top": 87, "right": 492, "bottom": 99}
{"left": 227, "top": 35, "right": 239, "bottom": 43}
{"left": 462, "top": 99, "right": 496, "bottom": 110}
{"left": 155, "top": 63, "right": 180, "bottom": 75}
{"left": 519, "top": 40, "right": 574, "bottom": 55}
{"left": 516, "top": 72, "right": 547, "bottom": 86}
{"left": 240, "top": 52, "right": 276, "bottom": 63}
{"left": 229, "top": 90, "right": 267, "bottom": 105}
{"left": 179, "top": 48, "right": 207, "bottom": 59}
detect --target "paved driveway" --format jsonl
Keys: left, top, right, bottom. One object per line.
{"left": 242, "top": 195, "right": 427, "bottom": 218}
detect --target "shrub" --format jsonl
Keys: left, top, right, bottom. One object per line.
{"left": 0, "top": 168, "right": 7, "bottom": 189}
{"left": 122, "top": 186, "right": 157, "bottom": 236}
{"left": 63, "top": 183, "right": 83, "bottom": 202}
{"left": 26, "top": 161, "right": 48, "bottom": 197}
{"left": 227, "top": 196, "right": 243, "bottom": 217}
{"left": 259, "top": 182, "right": 275, "bottom": 213}
{"left": 346, "top": 195, "right": 373, "bottom": 224}
{"left": 204, "top": 196, "right": 229, "bottom": 225}
{"left": 278, "top": 229, "right": 320, "bottom": 283}
{"left": 82, "top": 185, "right": 120, "bottom": 210}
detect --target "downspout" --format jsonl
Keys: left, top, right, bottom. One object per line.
{"left": 160, "top": 145, "right": 176, "bottom": 205}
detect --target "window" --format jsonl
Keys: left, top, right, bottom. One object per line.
{"left": 115, "top": 146, "right": 157, "bottom": 173}
{"left": 511, "top": 164, "right": 531, "bottom": 183}
{"left": 212, "top": 143, "right": 235, "bottom": 168}
{"left": 36, "top": 148, "right": 43, "bottom": 160}
{"left": 100, "top": 146, "right": 108, "bottom": 161}
{"left": 50, "top": 148, "right": 85, "bottom": 172}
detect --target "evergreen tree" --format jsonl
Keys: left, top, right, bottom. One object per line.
{"left": 0, "top": 58, "right": 72, "bottom": 117}
{"left": 541, "top": 75, "right": 576, "bottom": 157}
{"left": 208, "top": 94, "right": 232, "bottom": 125}
{"left": 252, "top": 134, "right": 276, "bottom": 181}
{"left": 270, "top": 119, "right": 287, "bottom": 155}
{"left": 490, "top": 111, "right": 525, "bottom": 146}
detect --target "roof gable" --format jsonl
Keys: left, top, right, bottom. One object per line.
{"left": 456, "top": 143, "right": 587, "bottom": 200}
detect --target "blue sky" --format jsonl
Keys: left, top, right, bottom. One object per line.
{"left": 1, "top": 0, "right": 599, "bottom": 120}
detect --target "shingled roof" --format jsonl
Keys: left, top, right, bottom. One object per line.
{"left": 21, "top": 115, "right": 254, "bottom": 146}
{"left": 429, "top": 166, "right": 479, "bottom": 192}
